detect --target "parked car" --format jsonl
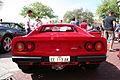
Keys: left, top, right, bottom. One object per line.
{"left": 0, "top": 22, "right": 26, "bottom": 53}
{"left": 12, "top": 24, "right": 107, "bottom": 73}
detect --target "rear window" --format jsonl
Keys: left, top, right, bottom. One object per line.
{"left": 40, "top": 26, "right": 77, "bottom": 32}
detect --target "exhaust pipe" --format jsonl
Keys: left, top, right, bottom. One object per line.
{"left": 52, "top": 65, "right": 65, "bottom": 70}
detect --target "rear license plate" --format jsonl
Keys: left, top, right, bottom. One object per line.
{"left": 49, "top": 56, "right": 70, "bottom": 62}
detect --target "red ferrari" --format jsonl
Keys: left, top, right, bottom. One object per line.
{"left": 12, "top": 24, "right": 107, "bottom": 73}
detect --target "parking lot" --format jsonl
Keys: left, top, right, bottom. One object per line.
{"left": 0, "top": 42, "right": 120, "bottom": 80}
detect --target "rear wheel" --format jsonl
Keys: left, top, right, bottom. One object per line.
{"left": 1, "top": 35, "right": 12, "bottom": 53}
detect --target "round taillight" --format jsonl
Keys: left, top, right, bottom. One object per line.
{"left": 85, "top": 42, "right": 93, "bottom": 51}
{"left": 15, "top": 42, "right": 25, "bottom": 51}
{"left": 26, "top": 42, "right": 35, "bottom": 51}
{"left": 95, "top": 42, "right": 103, "bottom": 51}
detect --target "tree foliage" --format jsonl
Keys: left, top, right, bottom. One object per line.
{"left": 96, "top": 0, "right": 119, "bottom": 19}
{"left": 20, "top": 2, "right": 56, "bottom": 19}
{"left": 63, "top": 8, "right": 94, "bottom": 23}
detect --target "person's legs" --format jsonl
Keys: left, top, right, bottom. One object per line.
{"left": 102, "top": 30, "right": 104, "bottom": 37}
{"left": 109, "top": 31, "right": 115, "bottom": 50}
{"left": 104, "top": 30, "right": 109, "bottom": 40}
{"left": 109, "top": 40, "right": 114, "bottom": 50}
{"left": 25, "top": 29, "right": 28, "bottom": 35}
{"left": 27, "top": 28, "right": 31, "bottom": 34}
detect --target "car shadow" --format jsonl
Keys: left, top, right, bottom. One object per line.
{"left": 114, "top": 48, "right": 120, "bottom": 51}
{"left": 31, "top": 61, "right": 120, "bottom": 80}
{"left": 0, "top": 52, "right": 12, "bottom": 58}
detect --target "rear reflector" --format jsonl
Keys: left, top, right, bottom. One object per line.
{"left": 26, "top": 41, "right": 35, "bottom": 52}
{"left": 85, "top": 42, "right": 93, "bottom": 51}
{"left": 15, "top": 42, "right": 25, "bottom": 51}
{"left": 15, "top": 41, "right": 35, "bottom": 52}
{"left": 95, "top": 42, "right": 103, "bottom": 51}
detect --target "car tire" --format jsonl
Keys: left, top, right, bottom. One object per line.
{"left": 84, "top": 64, "right": 100, "bottom": 70}
{"left": 0, "top": 35, "right": 12, "bottom": 53}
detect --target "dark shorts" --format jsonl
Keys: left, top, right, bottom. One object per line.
{"left": 104, "top": 27, "right": 114, "bottom": 31}
{"left": 26, "top": 28, "right": 31, "bottom": 34}
{"left": 104, "top": 30, "right": 115, "bottom": 40}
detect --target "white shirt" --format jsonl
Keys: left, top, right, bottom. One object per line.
{"left": 25, "top": 15, "right": 31, "bottom": 30}
{"left": 34, "top": 21, "right": 42, "bottom": 29}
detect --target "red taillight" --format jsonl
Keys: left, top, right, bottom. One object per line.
{"left": 85, "top": 42, "right": 93, "bottom": 51}
{"left": 85, "top": 41, "right": 104, "bottom": 51}
{"left": 15, "top": 41, "right": 35, "bottom": 52}
{"left": 94, "top": 42, "right": 103, "bottom": 51}
{"left": 26, "top": 42, "right": 35, "bottom": 51}
{"left": 15, "top": 42, "right": 25, "bottom": 52}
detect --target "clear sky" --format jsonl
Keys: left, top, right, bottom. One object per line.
{"left": 0, "top": 0, "right": 102, "bottom": 23}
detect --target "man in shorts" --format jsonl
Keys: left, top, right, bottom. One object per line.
{"left": 102, "top": 12, "right": 116, "bottom": 51}
{"left": 25, "top": 10, "right": 33, "bottom": 34}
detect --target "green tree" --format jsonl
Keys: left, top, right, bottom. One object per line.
{"left": 63, "top": 8, "right": 94, "bottom": 23}
{"left": 20, "top": 2, "right": 56, "bottom": 19}
{"left": 96, "top": 0, "right": 119, "bottom": 19}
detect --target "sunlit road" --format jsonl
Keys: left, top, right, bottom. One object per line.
{"left": 0, "top": 42, "right": 120, "bottom": 80}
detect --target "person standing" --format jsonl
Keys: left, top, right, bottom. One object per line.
{"left": 25, "top": 10, "right": 33, "bottom": 34}
{"left": 115, "top": 21, "right": 120, "bottom": 33}
{"left": 49, "top": 21, "right": 52, "bottom": 24}
{"left": 115, "top": 21, "right": 120, "bottom": 41}
{"left": 102, "top": 12, "right": 116, "bottom": 51}
{"left": 79, "top": 20, "right": 88, "bottom": 30}
{"left": 0, "top": 19, "right": 2, "bottom": 22}
{"left": 34, "top": 17, "right": 43, "bottom": 29}
{"left": 70, "top": 18, "right": 77, "bottom": 25}
{"left": 59, "top": 20, "right": 63, "bottom": 23}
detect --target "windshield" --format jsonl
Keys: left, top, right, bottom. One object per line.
{"left": 0, "top": 23, "right": 10, "bottom": 28}
{"left": 40, "top": 26, "right": 77, "bottom": 32}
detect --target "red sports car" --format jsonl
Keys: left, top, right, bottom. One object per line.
{"left": 12, "top": 24, "right": 107, "bottom": 73}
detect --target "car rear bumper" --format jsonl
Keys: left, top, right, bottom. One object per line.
{"left": 12, "top": 55, "right": 106, "bottom": 65}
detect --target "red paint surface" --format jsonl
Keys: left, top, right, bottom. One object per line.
{"left": 12, "top": 24, "right": 107, "bottom": 63}
{"left": 79, "top": 22, "right": 88, "bottom": 30}
{"left": 118, "top": 50, "right": 120, "bottom": 58}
